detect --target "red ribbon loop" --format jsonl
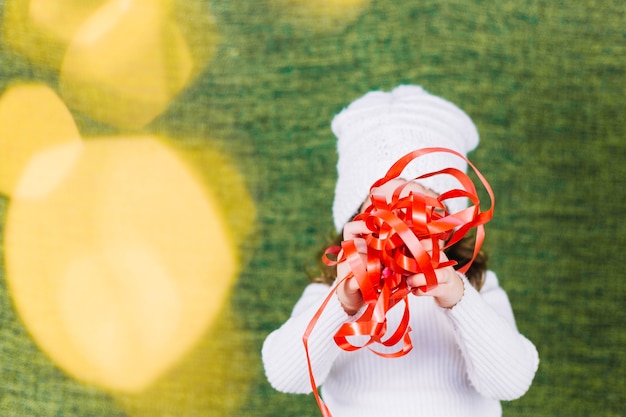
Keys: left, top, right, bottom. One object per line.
{"left": 304, "top": 147, "right": 494, "bottom": 417}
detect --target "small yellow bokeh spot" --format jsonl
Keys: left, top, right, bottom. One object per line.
{"left": 5, "top": 136, "right": 241, "bottom": 392}
{"left": 0, "top": 83, "right": 82, "bottom": 197}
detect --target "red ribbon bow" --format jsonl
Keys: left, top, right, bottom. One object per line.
{"left": 303, "top": 147, "right": 494, "bottom": 417}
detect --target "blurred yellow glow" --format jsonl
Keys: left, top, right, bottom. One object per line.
{"left": 114, "top": 306, "right": 256, "bottom": 417}
{"left": 1, "top": 0, "right": 97, "bottom": 67}
{"left": 15, "top": 141, "right": 83, "bottom": 199}
{"left": 2, "top": 0, "right": 220, "bottom": 129}
{"left": 5, "top": 135, "right": 241, "bottom": 392}
{"left": 176, "top": 145, "right": 258, "bottom": 252}
{"left": 108, "top": 146, "right": 258, "bottom": 415}
{"left": 59, "top": 0, "right": 192, "bottom": 128}
{"left": 60, "top": 244, "right": 184, "bottom": 389}
{"left": 0, "top": 84, "right": 82, "bottom": 197}
{"left": 268, "top": 0, "right": 371, "bottom": 32}
{"left": 28, "top": 0, "right": 106, "bottom": 43}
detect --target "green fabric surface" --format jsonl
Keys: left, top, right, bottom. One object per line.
{"left": 1, "top": 0, "right": 625, "bottom": 416}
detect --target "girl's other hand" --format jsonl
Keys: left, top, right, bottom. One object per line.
{"left": 335, "top": 220, "right": 369, "bottom": 315}
{"left": 405, "top": 245, "right": 464, "bottom": 309}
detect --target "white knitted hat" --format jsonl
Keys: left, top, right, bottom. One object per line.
{"left": 331, "top": 85, "right": 480, "bottom": 232}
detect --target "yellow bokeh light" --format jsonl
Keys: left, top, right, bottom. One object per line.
{"left": 2, "top": 0, "right": 103, "bottom": 67}
{"left": 6, "top": 136, "right": 239, "bottom": 392}
{"left": 28, "top": 0, "right": 107, "bottom": 44}
{"left": 1, "top": 85, "right": 256, "bottom": 395}
{"left": 2, "top": 0, "right": 220, "bottom": 129}
{"left": 59, "top": 0, "right": 194, "bottom": 128}
{"left": 0, "top": 83, "right": 82, "bottom": 197}
{"left": 114, "top": 305, "right": 256, "bottom": 417}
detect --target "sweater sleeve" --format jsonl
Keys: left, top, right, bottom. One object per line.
{"left": 444, "top": 271, "right": 539, "bottom": 400}
{"left": 261, "top": 283, "right": 352, "bottom": 394}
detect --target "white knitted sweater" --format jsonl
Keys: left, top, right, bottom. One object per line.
{"left": 262, "top": 271, "right": 539, "bottom": 417}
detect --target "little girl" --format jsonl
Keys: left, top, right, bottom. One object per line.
{"left": 262, "top": 85, "right": 539, "bottom": 417}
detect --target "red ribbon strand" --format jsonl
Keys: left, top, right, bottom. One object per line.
{"left": 302, "top": 147, "right": 495, "bottom": 417}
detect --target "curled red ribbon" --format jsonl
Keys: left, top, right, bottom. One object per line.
{"left": 302, "top": 147, "right": 494, "bottom": 417}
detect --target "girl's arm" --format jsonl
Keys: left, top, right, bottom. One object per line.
{"left": 444, "top": 271, "right": 539, "bottom": 400}
{"left": 261, "top": 283, "right": 351, "bottom": 393}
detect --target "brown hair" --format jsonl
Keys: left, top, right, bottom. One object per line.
{"left": 310, "top": 231, "right": 488, "bottom": 291}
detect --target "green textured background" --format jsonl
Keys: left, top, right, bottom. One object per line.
{"left": 1, "top": 0, "right": 625, "bottom": 416}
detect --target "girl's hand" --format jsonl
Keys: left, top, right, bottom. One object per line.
{"left": 335, "top": 220, "right": 369, "bottom": 315}
{"left": 405, "top": 244, "right": 464, "bottom": 309}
